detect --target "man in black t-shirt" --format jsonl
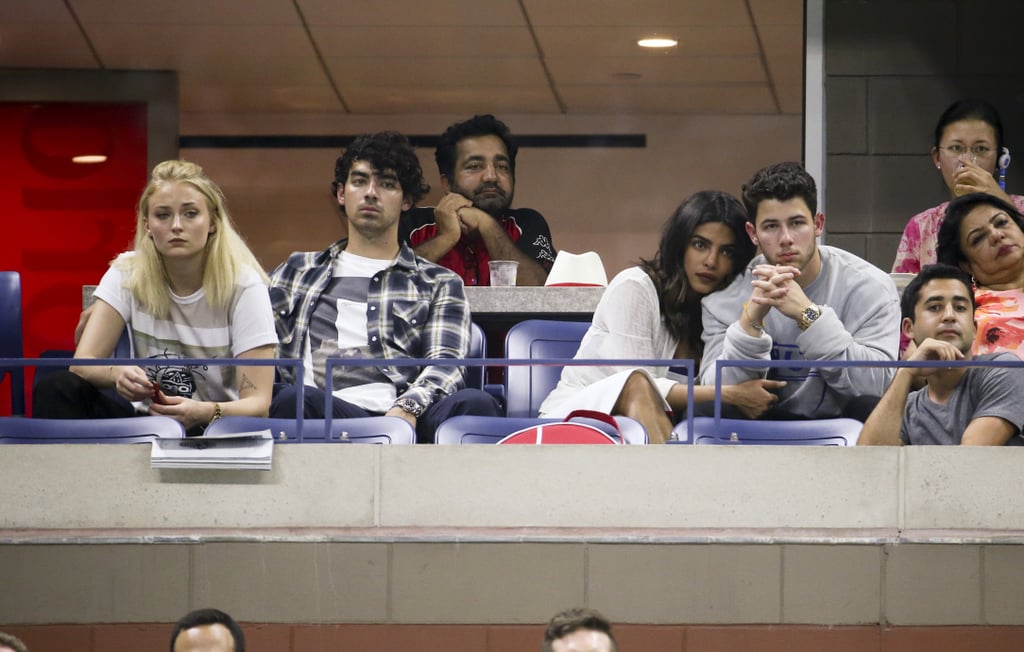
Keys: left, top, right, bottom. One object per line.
{"left": 398, "top": 114, "right": 555, "bottom": 286}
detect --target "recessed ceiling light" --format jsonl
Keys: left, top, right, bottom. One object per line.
{"left": 72, "top": 155, "right": 107, "bottom": 164}
{"left": 638, "top": 37, "right": 678, "bottom": 48}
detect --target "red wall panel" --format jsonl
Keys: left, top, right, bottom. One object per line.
{"left": 0, "top": 102, "right": 149, "bottom": 414}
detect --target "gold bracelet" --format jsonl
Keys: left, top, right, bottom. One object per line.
{"left": 743, "top": 302, "right": 764, "bottom": 332}
{"left": 210, "top": 402, "right": 222, "bottom": 425}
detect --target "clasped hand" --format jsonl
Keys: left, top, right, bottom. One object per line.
{"left": 747, "top": 264, "right": 810, "bottom": 323}
{"left": 434, "top": 193, "right": 488, "bottom": 237}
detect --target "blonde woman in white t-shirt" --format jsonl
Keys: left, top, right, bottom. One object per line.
{"left": 34, "top": 160, "right": 278, "bottom": 434}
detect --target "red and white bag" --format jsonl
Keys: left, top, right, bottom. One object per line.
{"left": 498, "top": 410, "right": 623, "bottom": 445}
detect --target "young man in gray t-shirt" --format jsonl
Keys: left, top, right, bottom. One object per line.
{"left": 858, "top": 264, "right": 1024, "bottom": 446}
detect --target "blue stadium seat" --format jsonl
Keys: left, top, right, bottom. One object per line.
{"left": 672, "top": 416, "right": 862, "bottom": 446}
{"left": 0, "top": 415, "right": 185, "bottom": 443}
{"left": 503, "top": 319, "right": 591, "bottom": 418}
{"left": 0, "top": 271, "right": 25, "bottom": 416}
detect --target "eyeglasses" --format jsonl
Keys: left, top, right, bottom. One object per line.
{"left": 939, "top": 144, "right": 994, "bottom": 158}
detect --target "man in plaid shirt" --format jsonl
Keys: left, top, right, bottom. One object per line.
{"left": 269, "top": 131, "right": 500, "bottom": 442}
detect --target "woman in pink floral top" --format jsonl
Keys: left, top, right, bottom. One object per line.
{"left": 893, "top": 99, "right": 1024, "bottom": 273}
{"left": 938, "top": 193, "right": 1024, "bottom": 360}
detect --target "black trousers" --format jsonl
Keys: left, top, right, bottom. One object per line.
{"left": 270, "top": 384, "right": 502, "bottom": 444}
{"left": 32, "top": 370, "right": 135, "bottom": 419}
{"left": 690, "top": 393, "right": 880, "bottom": 422}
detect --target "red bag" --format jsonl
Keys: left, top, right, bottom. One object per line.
{"left": 498, "top": 410, "right": 623, "bottom": 445}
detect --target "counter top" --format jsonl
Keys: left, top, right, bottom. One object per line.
{"left": 464, "top": 286, "right": 604, "bottom": 316}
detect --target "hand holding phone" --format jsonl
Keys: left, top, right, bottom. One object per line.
{"left": 152, "top": 383, "right": 169, "bottom": 405}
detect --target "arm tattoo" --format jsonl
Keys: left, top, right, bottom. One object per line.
{"left": 239, "top": 373, "right": 257, "bottom": 392}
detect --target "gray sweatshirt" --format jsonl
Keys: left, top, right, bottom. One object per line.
{"left": 699, "top": 245, "right": 900, "bottom": 418}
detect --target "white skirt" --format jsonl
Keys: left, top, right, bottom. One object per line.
{"left": 538, "top": 368, "right": 671, "bottom": 418}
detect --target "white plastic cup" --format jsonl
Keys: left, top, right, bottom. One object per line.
{"left": 488, "top": 260, "right": 518, "bottom": 287}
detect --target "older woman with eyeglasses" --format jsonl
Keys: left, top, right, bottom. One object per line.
{"left": 937, "top": 192, "right": 1024, "bottom": 359}
{"left": 893, "top": 99, "right": 1024, "bottom": 273}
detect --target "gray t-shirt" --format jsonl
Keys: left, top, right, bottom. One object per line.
{"left": 901, "top": 353, "right": 1024, "bottom": 445}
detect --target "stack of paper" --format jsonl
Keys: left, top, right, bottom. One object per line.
{"left": 151, "top": 429, "right": 273, "bottom": 470}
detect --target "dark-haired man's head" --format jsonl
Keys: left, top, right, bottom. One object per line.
{"left": 435, "top": 114, "right": 517, "bottom": 217}
{"left": 332, "top": 132, "right": 429, "bottom": 241}
{"left": 900, "top": 264, "right": 976, "bottom": 355}
{"left": 741, "top": 162, "right": 824, "bottom": 274}
{"left": 170, "top": 608, "right": 244, "bottom": 652}
{"left": 332, "top": 131, "right": 429, "bottom": 209}
{"left": 541, "top": 608, "right": 617, "bottom": 652}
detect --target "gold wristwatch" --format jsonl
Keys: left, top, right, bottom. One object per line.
{"left": 797, "top": 304, "right": 822, "bottom": 331}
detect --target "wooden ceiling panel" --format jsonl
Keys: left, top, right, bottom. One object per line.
{"left": 69, "top": 0, "right": 301, "bottom": 25}
{"left": 325, "top": 56, "right": 549, "bottom": 88}
{"left": 344, "top": 86, "right": 560, "bottom": 114}
{"left": 748, "top": 0, "right": 804, "bottom": 26}
{"left": 0, "top": 23, "right": 97, "bottom": 67}
{"left": 181, "top": 82, "right": 343, "bottom": 113}
{"left": 0, "top": 0, "right": 74, "bottom": 21}
{"left": 523, "top": 0, "right": 751, "bottom": 27}
{"left": 310, "top": 25, "right": 536, "bottom": 58}
{"left": 546, "top": 55, "right": 767, "bottom": 85}
{"left": 533, "top": 26, "right": 759, "bottom": 58}
{"left": 560, "top": 84, "right": 777, "bottom": 114}
{"left": 0, "top": 0, "right": 803, "bottom": 117}
{"left": 88, "top": 24, "right": 316, "bottom": 69}
{"left": 297, "top": 0, "right": 525, "bottom": 26}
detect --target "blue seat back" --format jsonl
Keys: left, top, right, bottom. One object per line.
{"left": 436, "top": 414, "right": 647, "bottom": 445}
{"left": 504, "top": 320, "right": 590, "bottom": 418}
{"left": 0, "top": 271, "right": 25, "bottom": 416}
{"left": 204, "top": 415, "right": 416, "bottom": 444}
{"left": 676, "top": 417, "right": 862, "bottom": 446}
{"left": 465, "top": 322, "right": 486, "bottom": 390}
{"left": 0, "top": 415, "right": 185, "bottom": 443}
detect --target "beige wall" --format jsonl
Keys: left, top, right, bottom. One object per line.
{"left": 180, "top": 112, "right": 802, "bottom": 276}
{"left": 4, "top": 444, "right": 1024, "bottom": 627}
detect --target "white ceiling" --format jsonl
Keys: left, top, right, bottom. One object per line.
{"left": 0, "top": 0, "right": 804, "bottom": 116}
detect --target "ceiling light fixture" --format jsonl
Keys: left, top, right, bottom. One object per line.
{"left": 637, "top": 37, "right": 678, "bottom": 48}
{"left": 72, "top": 155, "right": 107, "bottom": 164}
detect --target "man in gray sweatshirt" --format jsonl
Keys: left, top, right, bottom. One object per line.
{"left": 700, "top": 162, "right": 900, "bottom": 420}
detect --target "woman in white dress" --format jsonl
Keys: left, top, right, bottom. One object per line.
{"left": 539, "top": 190, "right": 786, "bottom": 443}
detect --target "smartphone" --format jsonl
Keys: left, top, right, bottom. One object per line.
{"left": 152, "top": 383, "right": 169, "bottom": 405}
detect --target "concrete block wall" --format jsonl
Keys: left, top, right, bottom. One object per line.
{"left": 823, "top": 0, "right": 1024, "bottom": 270}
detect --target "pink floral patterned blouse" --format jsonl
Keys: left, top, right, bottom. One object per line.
{"left": 974, "top": 287, "right": 1024, "bottom": 360}
{"left": 892, "top": 195, "right": 1024, "bottom": 273}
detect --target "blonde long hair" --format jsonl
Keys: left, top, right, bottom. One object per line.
{"left": 115, "top": 159, "right": 268, "bottom": 317}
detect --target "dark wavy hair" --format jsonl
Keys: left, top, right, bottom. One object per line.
{"left": 169, "top": 608, "right": 244, "bottom": 652}
{"left": 900, "top": 263, "right": 975, "bottom": 321}
{"left": 742, "top": 161, "right": 817, "bottom": 223}
{"left": 541, "top": 608, "right": 617, "bottom": 652}
{"left": 936, "top": 191, "right": 1024, "bottom": 270}
{"left": 934, "top": 98, "right": 1004, "bottom": 155}
{"left": 434, "top": 114, "right": 518, "bottom": 180}
{"left": 332, "top": 131, "right": 429, "bottom": 206}
{"left": 640, "top": 190, "right": 755, "bottom": 357}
